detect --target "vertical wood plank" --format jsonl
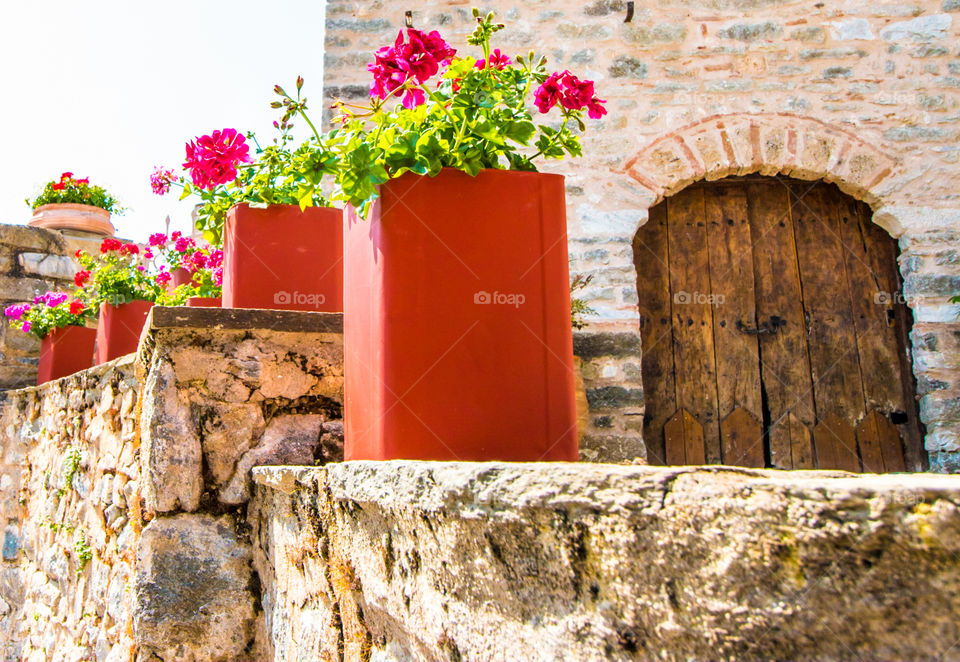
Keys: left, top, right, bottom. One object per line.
{"left": 861, "top": 205, "right": 926, "bottom": 472}
{"left": 815, "top": 413, "right": 861, "bottom": 472}
{"left": 857, "top": 409, "right": 907, "bottom": 473}
{"left": 721, "top": 407, "right": 765, "bottom": 468}
{"left": 785, "top": 411, "right": 815, "bottom": 469}
{"left": 634, "top": 202, "right": 676, "bottom": 465}
{"left": 855, "top": 409, "right": 886, "bottom": 473}
{"left": 667, "top": 187, "right": 722, "bottom": 463}
{"left": 789, "top": 181, "right": 868, "bottom": 466}
{"left": 704, "top": 184, "right": 764, "bottom": 465}
{"left": 664, "top": 409, "right": 706, "bottom": 465}
{"left": 747, "top": 179, "right": 817, "bottom": 469}
{"left": 833, "top": 189, "right": 905, "bottom": 415}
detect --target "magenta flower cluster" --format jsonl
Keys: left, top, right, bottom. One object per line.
{"left": 150, "top": 167, "right": 178, "bottom": 195}
{"left": 534, "top": 71, "right": 607, "bottom": 119}
{"left": 34, "top": 292, "right": 69, "bottom": 308}
{"left": 368, "top": 29, "right": 457, "bottom": 109}
{"left": 182, "top": 129, "right": 251, "bottom": 191}
{"left": 4, "top": 303, "right": 29, "bottom": 320}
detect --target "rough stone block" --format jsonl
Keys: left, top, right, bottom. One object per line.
{"left": 140, "top": 360, "right": 203, "bottom": 513}
{"left": 134, "top": 514, "right": 255, "bottom": 661}
{"left": 17, "top": 252, "right": 77, "bottom": 280}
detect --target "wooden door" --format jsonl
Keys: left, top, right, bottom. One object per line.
{"left": 633, "top": 177, "right": 924, "bottom": 472}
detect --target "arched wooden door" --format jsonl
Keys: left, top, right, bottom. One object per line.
{"left": 634, "top": 176, "right": 925, "bottom": 472}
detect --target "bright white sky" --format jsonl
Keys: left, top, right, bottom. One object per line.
{"left": 0, "top": 0, "right": 327, "bottom": 241}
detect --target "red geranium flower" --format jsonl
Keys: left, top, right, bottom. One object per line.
{"left": 100, "top": 238, "right": 123, "bottom": 253}
{"left": 74, "top": 270, "right": 91, "bottom": 287}
{"left": 119, "top": 243, "right": 139, "bottom": 255}
{"left": 69, "top": 300, "right": 85, "bottom": 315}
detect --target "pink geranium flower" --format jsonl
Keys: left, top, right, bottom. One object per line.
{"left": 183, "top": 129, "right": 251, "bottom": 191}
{"left": 475, "top": 49, "right": 511, "bottom": 71}
{"left": 534, "top": 70, "right": 607, "bottom": 119}
{"left": 4, "top": 304, "right": 29, "bottom": 320}
{"left": 148, "top": 233, "right": 168, "bottom": 247}
{"left": 368, "top": 29, "right": 455, "bottom": 108}
{"left": 150, "top": 167, "right": 177, "bottom": 196}
{"left": 156, "top": 269, "right": 172, "bottom": 286}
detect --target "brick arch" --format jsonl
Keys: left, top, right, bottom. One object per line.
{"left": 623, "top": 112, "right": 897, "bottom": 214}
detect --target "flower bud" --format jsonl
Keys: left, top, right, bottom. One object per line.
{"left": 296, "top": 76, "right": 304, "bottom": 90}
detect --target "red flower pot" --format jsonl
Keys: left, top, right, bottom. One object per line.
{"left": 344, "top": 169, "right": 577, "bottom": 462}
{"left": 187, "top": 296, "right": 221, "bottom": 308}
{"left": 37, "top": 325, "right": 97, "bottom": 385}
{"left": 223, "top": 204, "right": 343, "bottom": 312}
{"left": 171, "top": 267, "right": 193, "bottom": 289}
{"left": 94, "top": 300, "right": 154, "bottom": 364}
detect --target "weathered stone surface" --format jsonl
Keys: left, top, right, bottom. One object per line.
{"left": 880, "top": 13, "right": 952, "bottom": 40}
{"left": 17, "top": 252, "right": 77, "bottom": 280}
{"left": 134, "top": 514, "right": 255, "bottom": 662}
{"left": 140, "top": 360, "right": 203, "bottom": 513}
{"left": 220, "top": 414, "right": 323, "bottom": 504}
{"left": 0, "top": 358, "right": 141, "bottom": 661}
{"left": 251, "top": 462, "right": 960, "bottom": 662}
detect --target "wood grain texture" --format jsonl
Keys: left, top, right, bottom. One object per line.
{"left": 856, "top": 409, "right": 906, "bottom": 473}
{"left": 664, "top": 409, "right": 706, "bottom": 465}
{"left": 815, "top": 413, "right": 860, "bottom": 472}
{"left": 746, "top": 179, "right": 816, "bottom": 469}
{"left": 667, "top": 187, "right": 722, "bottom": 463}
{"left": 704, "top": 185, "right": 763, "bottom": 450}
{"left": 634, "top": 202, "right": 676, "bottom": 465}
{"left": 721, "top": 407, "right": 765, "bottom": 467}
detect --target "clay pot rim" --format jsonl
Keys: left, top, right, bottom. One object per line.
{"left": 32, "top": 202, "right": 111, "bottom": 217}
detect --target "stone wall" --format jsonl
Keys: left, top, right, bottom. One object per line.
{"left": 0, "top": 357, "right": 141, "bottom": 661}
{"left": 250, "top": 461, "right": 960, "bottom": 662}
{"left": 131, "top": 307, "right": 345, "bottom": 661}
{"left": 0, "top": 224, "right": 100, "bottom": 390}
{"left": 0, "top": 307, "right": 346, "bottom": 662}
{"left": 322, "top": 0, "right": 960, "bottom": 467}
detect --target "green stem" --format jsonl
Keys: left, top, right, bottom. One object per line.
{"left": 299, "top": 109, "right": 323, "bottom": 144}
{"left": 528, "top": 112, "right": 571, "bottom": 161}
{"left": 418, "top": 82, "right": 458, "bottom": 124}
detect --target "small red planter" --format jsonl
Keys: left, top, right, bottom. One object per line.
{"left": 94, "top": 300, "right": 154, "bottom": 364}
{"left": 186, "top": 297, "right": 221, "bottom": 308}
{"left": 344, "top": 169, "right": 577, "bottom": 462}
{"left": 37, "top": 326, "right": 96, "bottom": 385}
{"left": 223, "top": 204, "right": 343, "bottom": 312}
{"left": 171, "top": 267, "right": 193, "bottom": 289}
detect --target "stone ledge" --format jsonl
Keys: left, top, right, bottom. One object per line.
{"left": 251, "top": 461, "right": 960, "bottom": 661}
{"left": 253, "top": 461, "right": 959, "bottom": 509}
{"left": 147, "top": 305, "right": 344, "bottom": 334}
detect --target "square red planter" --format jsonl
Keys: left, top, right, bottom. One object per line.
{"left": 344, "top": 169, "right": 578, "bottom": 462}
{"left": 37, "top": 325, "right": 97, "bottom": 385}
{"left": 223, "top": 204, "right": 343, "bottom": 312}
{"left": 94, "top": 300, "right": 154, "bottom": 364}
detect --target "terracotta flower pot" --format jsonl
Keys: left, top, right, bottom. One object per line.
{"left": 186, "top": 296, "right": 221, "bottom": 308}
{"left": 37, "top": 325, "right": 97, "bottom": 385}
{"left": 343, "top": 169, "right": 577, "bottom": 462}
{"left": 171, "top": 267, "right": 193, "bottom": 288}
{"left": 223, "top": 204, "right": 343, "bottom": 312}
{"left": 28, "top": 203, "right": 115, "bottom": 237}
{"left": 94, "top": 300, "right": 153, "bottom": 364}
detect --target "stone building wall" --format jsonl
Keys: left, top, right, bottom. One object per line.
{"left": 0, "top": 224, "right": 100, "bottom": 390}
{"left": 321, "top": 0, "right": 960, "bottom": 468}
